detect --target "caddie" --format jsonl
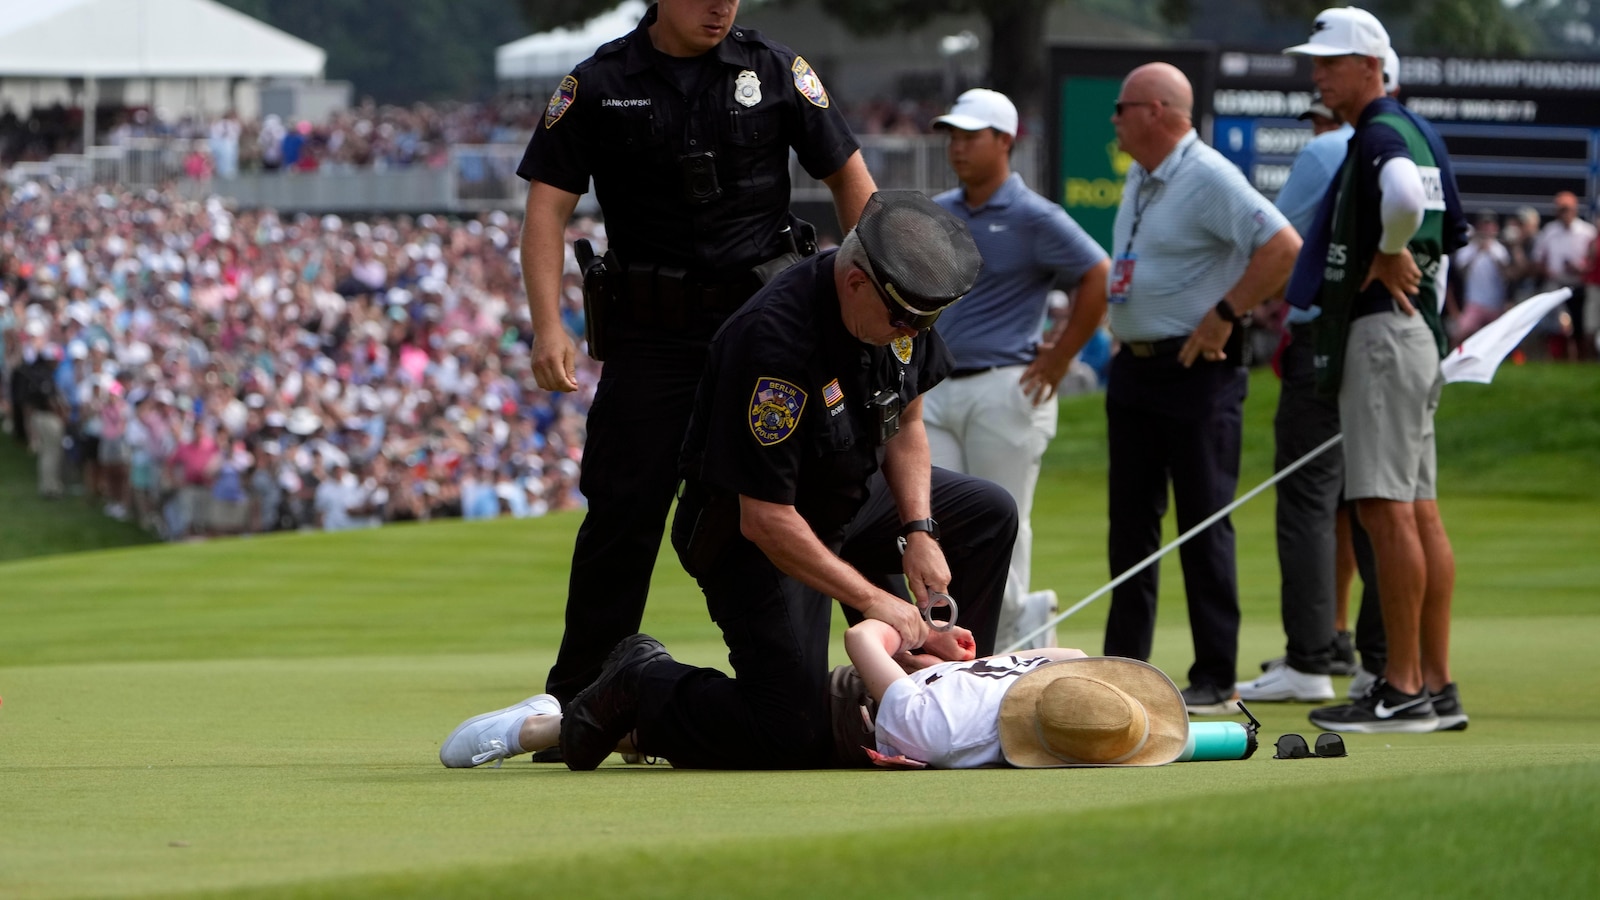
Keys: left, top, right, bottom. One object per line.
{"left": 1284, "top": 7, "right": 1472, "bottom": 734}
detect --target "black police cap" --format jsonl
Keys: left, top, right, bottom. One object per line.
{"left": 855, "top": 191, "right": 983, "bottom": 316}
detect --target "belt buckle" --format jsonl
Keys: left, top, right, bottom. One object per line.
{"left": 1129, "top": 341, "right": 1155, "bottom": 358}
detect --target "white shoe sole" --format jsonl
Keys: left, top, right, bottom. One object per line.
{"left": 1235, "top": 680, "right": 1335, "bottom": 702}
{"left": 1185, "top": 699, "right": 1241, "bottom": 716}
{"left": 1309, "top": 715, "right": 1440, "bottom": 734}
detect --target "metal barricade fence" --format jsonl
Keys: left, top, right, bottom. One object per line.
{"left": 7, "top": 134, "right": 1044, "bottom": 213}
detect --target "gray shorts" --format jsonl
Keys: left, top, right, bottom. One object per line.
{"left": 1339, "top": 312, "right": 1443, "bottom": 502}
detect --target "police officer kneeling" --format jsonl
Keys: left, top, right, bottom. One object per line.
{"left": 560, "top": 192, "right": 1019, "bottom": 770}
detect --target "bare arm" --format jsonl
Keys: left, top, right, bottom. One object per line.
{"left": 878, "top": 396, "right": 950, "bottom": 610}
{"left": 520, "top": 180, "right": 582, "bottom": 392}
{"left": 846, "top": 619, "right": 1085, "bottom": 705}
{"left": 740, "top": 496, "right": 928, "bottom": 653}
{"left": 821, "top": 151, "right": 878, "bottom": 233}
{"left": 1178, "top": 225, "right": 1301, "bottom": 367}
{"left": 1020, "top": 257, "right": 1110, "bottom": 405}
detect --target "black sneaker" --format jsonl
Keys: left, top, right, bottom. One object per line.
{"left": 1429, "top": 682, "right": 1469, "bottom": 732}
{"left": 1308, "top": 677, "right": 1439, "bottom": 734}
{"left": 1329, "top": 630, "right": 1358, "bottom": 677}
{"left": 528, "top": 746, "right": 564, "bottom": 763}
{"left": 559, "top": 634, "right": 670, "bottom": 771}
{"left": 1182, "top": 683, "right": 1241, "bottom": 716}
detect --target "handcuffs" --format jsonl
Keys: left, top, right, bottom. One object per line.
{"left": 896, "top": 534, "right": 958, "bottom": 633}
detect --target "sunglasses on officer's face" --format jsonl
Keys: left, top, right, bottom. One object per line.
{"left": 858, "top": 265, "right": 941, "bottom": 332}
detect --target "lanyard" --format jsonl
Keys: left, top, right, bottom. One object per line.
{"left": 1121, "top": 139, "right": 1198, "bottom": 259}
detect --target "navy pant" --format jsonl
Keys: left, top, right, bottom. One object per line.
{"left": 1274, "top": 325, "right": 1385, "bottom": 674}
{"left": 1102, "top": 348, "right": 1246, "bottom": 692}
{"left": 637, "top": 468, "right": 1016, "bottom": 769}
{"left": 544, "top": 328, "right": 711, "bottom": 707}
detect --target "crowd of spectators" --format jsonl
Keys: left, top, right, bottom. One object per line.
{"left": 1446, "top": 192, "right": 1600, "bottom": 361}
{"left": 1, "top": 180, "right": 606, "bottom": 539}
{"left": 1, "top": 98, "right": 546, "bottom": 174}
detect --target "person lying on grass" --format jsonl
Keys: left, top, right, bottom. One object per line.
{"left": 441, "top": 621, "right": 1187, "bottom": 770}
{"left": 832, "top": 619, "right": 1188, "bottom": 769}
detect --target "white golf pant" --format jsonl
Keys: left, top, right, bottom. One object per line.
{"left": 923, "top": 365, "right": 1057, "bottom": 648}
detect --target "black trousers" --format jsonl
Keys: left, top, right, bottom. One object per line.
{"left": 636, "top": 468, "right": 1016, "bottom": 769}
{"left": 1274, "top": 325, "right": 1385, "bottom": 674}
{"left": 1102, "top": 348, "right": 1246, "bottom": 692}
{"left": 543, "top": 329, "right": 711, "bottom": 707}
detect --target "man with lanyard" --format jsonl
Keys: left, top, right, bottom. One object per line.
{"left": 1285, "top": 7, "right": 1471, "bottom": 734}
{"left": 516, "top": 0, "right": 878, "bottom": 746}
{"left": 923, "top": 88, "right": 1110, "bottom": 651}
{"left": 1102, "top": 63, "right": 1301, "bottom": 716}
{"left": 440, "top": 193, "right": 1018, "bottom": 770}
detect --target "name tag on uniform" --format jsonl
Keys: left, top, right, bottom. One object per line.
{"left": 1108, "top": 252, "right": 1137, "bottom": 305}
{"left": 1418, "top": 166, "right": 1446, "bottom": 212}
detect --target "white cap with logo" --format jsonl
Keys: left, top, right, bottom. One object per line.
{"left": 1284, "top": 7, "right": 1391, "bottom": 59}
{"left": 931, "top": 88, "right": 1018, "bottom": 137}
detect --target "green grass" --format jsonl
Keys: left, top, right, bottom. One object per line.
{"left": 2, "top": 363, "right": 1598, "bottom": 898}
{"left": 0, "top": 434, "right": 155, "bottom": 563}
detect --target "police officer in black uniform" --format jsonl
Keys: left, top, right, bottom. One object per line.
{"left": 517, "top": 0, "right": 878, "bottom": 721}
{"left": 558, "top": 192, "right": 1019, "bottom": 771}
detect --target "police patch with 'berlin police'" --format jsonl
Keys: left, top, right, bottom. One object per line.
{"left": 749, "top": 377, "right": 807, "bottom": 446}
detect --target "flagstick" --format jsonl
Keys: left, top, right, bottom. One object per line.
{"left": 1001, "top": 432, "right": 1346, "bottom": 654}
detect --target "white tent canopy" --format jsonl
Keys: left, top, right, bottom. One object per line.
{"left": 0, "top": 0, "right": 325, "bottom": 78}
{"left": 496, "top": 1, "right": 645, "bottom": 83}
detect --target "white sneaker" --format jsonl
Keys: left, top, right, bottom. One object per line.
{"left": 439, "top": 694, "right": 560, "bottom": 768}
{"left": 1348, "top": 668, "right": 1378, "bottom": 700}
{"left": 1235, "top": 660, "right": 1335, "bottom": 702}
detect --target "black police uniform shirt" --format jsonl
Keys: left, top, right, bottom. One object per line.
{"left": 682, "top": 251, "right": 955, "bottom": 546}
{"left": 519, "top": 3, "right": 859, "bottom": 278}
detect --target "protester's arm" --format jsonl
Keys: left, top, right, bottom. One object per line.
{"left": 521, "top": 180, "right": 581, "bottom": 392}
{"left": 741, "top": 496, "right": 929, "bottom": 653}
{"left": 1022, "top": 257, "right": 1110, "bottom": 404}
{"left": 845, "top": 619, "right": 916, "bottom": 704}
{"left": 1178, "top": 225, "right": 1301, "bottom": 367}
{"left": 877, "top": 395, "right": 950, "bottom": 611}
{"left": 821, "top": 151, "right": 878, "bottom": 232}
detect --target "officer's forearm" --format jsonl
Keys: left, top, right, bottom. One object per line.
{"left": 881, "top": 402, "right": 932, "bottom": 525}
{"left": 520, "top": 180, "right": 581, "bottom": 336}
{"left": 822, "top": 152, "right": 878, "bottom": 233}
{"left": 738, "top": 494, "right": 885, "bottom": 612}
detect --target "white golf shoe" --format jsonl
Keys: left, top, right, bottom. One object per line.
{"left": 1235, "top": 660, "right": 1335, "bottom": 702}
{"left": 439, "top": 694, "right": 560, "bottom": 768}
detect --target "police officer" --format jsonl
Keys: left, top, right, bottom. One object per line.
{"left": 555, "top": 192, "right": 1019, "bottom": 771}
{"left": 516, "top": 0, "right": 878, "bottom": 726}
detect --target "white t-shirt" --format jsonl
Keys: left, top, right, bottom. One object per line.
{"left": 1453, "top": 240, "right": 1511, "bottom": 311}
{"left": 1533, "top": 219, "right": 1597, "bottom": 287}
{"left": 874, "top": 655, "right": 1056, "bottom": 769}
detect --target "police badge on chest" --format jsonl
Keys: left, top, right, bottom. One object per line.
{"left": 735, "top": 70, "right": 761, "bottom": 108}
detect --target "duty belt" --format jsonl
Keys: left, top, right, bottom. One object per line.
{"left": 623, "top": 263, "right": 759, "bottom": 330}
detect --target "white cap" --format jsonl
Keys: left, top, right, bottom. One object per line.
{"left": 1284, "top": 7, "right": 1391, "bottom": 59}
{"left": 1384, "top": 47, "right": 1400, "bottom": 91}
{"left": 931, "top": 89, "right": 1018, "bottom": 137}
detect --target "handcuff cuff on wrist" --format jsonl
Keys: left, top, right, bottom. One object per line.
{"left": 895, "top": 518, "right": 957, "bottom": 633}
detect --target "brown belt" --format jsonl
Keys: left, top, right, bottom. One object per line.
{"left": 1121, "top": 336, "right": 1187, "bottom": 358}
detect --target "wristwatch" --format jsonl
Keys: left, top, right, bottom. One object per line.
{"left": 1214, "top": 298, "right": 1241, "bottom": 324}
{"left": 898, "top": 517, "right": 940, "bottom": 541}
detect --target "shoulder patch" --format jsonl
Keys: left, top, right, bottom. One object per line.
{"left": 544, "top": 75, "right": 577, "bottom": 130}
{"left": 892, "top": 335, "right": 913, "bottom": 364}
{"left": 749, "top": 377, "right": 808, "bottom": 446}
{"left": 791, "top": 57, "right": 830, "bottom": 109}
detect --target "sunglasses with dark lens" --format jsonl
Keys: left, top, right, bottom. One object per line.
{"left": 1273, "top": 732, "right": 1347, "bottom": 759}
{"left": 1114, "top": 100, "right": 1160, "bottom": 116}
{"left": 861, "top": 266, "right": 941, "bottom": 332}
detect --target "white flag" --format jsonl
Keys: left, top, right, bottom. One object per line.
{"left": 1441, "top": 288, "right": 1572, "bottom": 385}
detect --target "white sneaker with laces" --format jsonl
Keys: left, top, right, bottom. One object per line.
{"left": 1348, "top": 668, "right": 1378, "bottom": 700}
{"left": 1235, "top": 660, "right": 1335, "bottom": 702}
{"left": 439, "top": 694, "right": 560, "bottom": 769}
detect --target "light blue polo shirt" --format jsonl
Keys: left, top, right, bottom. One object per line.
{"left": 932, "top": 172, "right": 1108, "bottom": 368}
{"left": 1107, "top": 131, "right": 1288, "bottom": 342}
{"left": 1274, "top": 124, "right": 1352, "bottom": 325}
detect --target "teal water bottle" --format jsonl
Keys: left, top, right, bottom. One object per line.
{"left": 1177, "top": 721, "right": 1259, "bottom": 761}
